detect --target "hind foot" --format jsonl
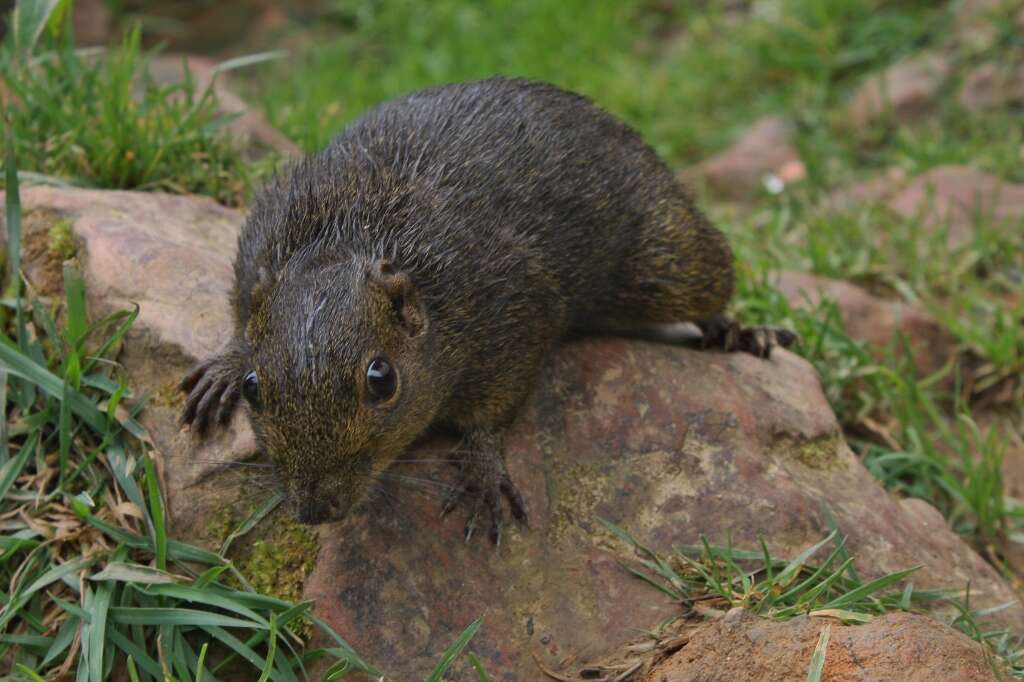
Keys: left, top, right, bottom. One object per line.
{"left": 698, "top": 314, "right": 797, "bottom": 359}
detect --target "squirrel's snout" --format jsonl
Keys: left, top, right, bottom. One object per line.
{"left": 295, "top": 498, "right": 330, "bottom": 525}
{"left": 294, "top": 492, "right": 355, "bottom": 525}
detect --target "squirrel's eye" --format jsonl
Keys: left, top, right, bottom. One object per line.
{"left": 365, "top": 357, "right": 397, "bottom": 402}
{"left": 241, "top": 371, "right": 260, "bottom": 408}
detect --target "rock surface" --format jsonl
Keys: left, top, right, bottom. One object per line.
{"left": 951, "top": 0, "right": 1024, "bottom": 52}
{"left": 886, "top": 165, "right": 1024, "bottom": 248}
{"left": 823, "top": 165, "right": 1024, "bottom": 249}
{"left": 771, "top": 271, "right": 955, "bottom": 377}
{"left": 846, "top": 53, "right": 950, "bottom": 129}
{"left": 684, "top": 116, "right": 803, "bottom": 199}
{"left": 644, "top": 608, "right": 1003, "bottom": 681}
{"left": 10, "top": 186, "right": 1024, "bottom": 680}
{"left": 959, "top": 61, "right": 1024, "bottom": 113}
{"left": 822, "top": 167, "right": 908, "bottom": 213}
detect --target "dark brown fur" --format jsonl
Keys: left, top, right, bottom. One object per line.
{"left": 180, "top": 77, "right": 792, "bottom": 542}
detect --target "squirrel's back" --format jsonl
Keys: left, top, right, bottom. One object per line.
{"left": 237, "top": 77, "right": 732, "bottom": 336}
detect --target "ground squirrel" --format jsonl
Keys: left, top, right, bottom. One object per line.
{"left": 180, "top": 77, "right": 795, "bottom": 544}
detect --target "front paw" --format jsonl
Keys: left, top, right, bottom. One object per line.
{"left": 179, "top": 352, "right": 242, "bottom": 437}
{"left": 441, "top": 456, "right": 528, "bottom": 546}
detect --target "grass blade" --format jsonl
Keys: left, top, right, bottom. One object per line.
{"left": 87, "top": 581, "right": 113, "bottom": 682}
{"left": 819, "top": 567, "right": 921, "bottom": 610}
{"left": 220, "top": 492, "right": 283, "bottom": 555}
{"left": 91, "top": 562, "right": 181, "bottom": 585}
{"left": 776, "top": 531, "right": 837, "bottom": 588}
{"left": 212, "top": 50, "right": 290, "bottom": 76}
{"left": 109, "top": 607, "right": 261, "bottom": 629}
{"left": 143, "top": 454, "right": 167, "bottom": 571}
{"left": 0, "top": 430, "right": 37, "bottom": 501}
{"left": 806, "top": 625, "right": 831, "bottom": 682}
{"left": 426, "top": 617, "right": 484, "bottom": 682}
{"left": 11, "top": 0, "right": 61, "bottom": 64}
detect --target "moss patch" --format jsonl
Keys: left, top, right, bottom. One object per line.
{"left": 241, "top": 515, "right": 319, "bottom": 604}
{"left": 774, "top": 432, "right": 844, "bottom": 469}
{"left": 47, "top": 218, "right": 77, "bottom": 261}
{"left": 20, "top": 208, "right": 75, "bottom": 295}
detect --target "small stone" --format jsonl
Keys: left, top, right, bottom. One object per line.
{"left": 770, "top": 271, "right": 955, "bottom": 378}
{"left": 846, "top": 53, "right": 951, "bottom": 130}
{"left": 950, "top": 0, "right": 1024, "bottom": 52}
{"left": 822, "top": 167, "right": 908, "bottom": 213}
{"left": 684, "top": 116, "right": 801, "bottom": 199}
{"left": 886, "top": 165, "right": 1024, "bottom": 248}
{"left": 959, "top": 61, "right": 1024, "bottom": 113}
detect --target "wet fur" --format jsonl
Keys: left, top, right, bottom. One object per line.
{"left": 181, "top": 77, "right": 772, "bottom": 536}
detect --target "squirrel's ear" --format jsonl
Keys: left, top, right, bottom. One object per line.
{"left": 367, "top": 260, "right": 427, "bottom": 338}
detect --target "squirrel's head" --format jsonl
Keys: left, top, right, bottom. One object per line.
{"left": 241, "top": 256, "right": 438, "bottom": 524}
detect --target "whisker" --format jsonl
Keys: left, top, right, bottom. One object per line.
{"left": 393, "top": 458, "right": 466, "bottom": 465}
{"left": 375, "top": 472, "right": 453, "bottom": 491}
{"left": 188, "top": 459, "right": 274, "bottom": 468}
{"left": 366, "top": 483, "right": 415, "bottom": 525}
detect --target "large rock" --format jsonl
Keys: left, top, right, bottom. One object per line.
{"left": 8, "top": 186, "right": 256, "bottom": 538}
{"left": 771, "top": 271, "right": 955, "bottom": 378}
{"left": 684, "top": 115, "right": 804, "bottom": 199}
{"left": 886, "top": 165, "right": 1024, "bottom": 248}
{"left": 11, "top": 187, "right": 1024, "bottom": 680}
{"left": 846, "top": 53, "right": 950, "bottom": 129}
{"left": 645, "top": 608, "right": 1002, "bottom": 681}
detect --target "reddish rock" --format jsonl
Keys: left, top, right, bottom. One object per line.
{"left": 685, "top": 116, "right": 802, "bottom": 199}
{"left": 12, "top": 187, "right": 1024, "bottom": 680}
{"left": 886, "top": 166, "right": 1024, "bottom": 248}
{"left": 645, "top": 608, "right": 1003, "bottom": 681}
{"left": 951, "top": 0, "right": 1024, "bottom": 52}
{"left": 72, "top": 0, "right": 114, "bottom": 46}
{"left": 822, "top": 167, "right": 908, "bottom": 213}
{"left": 959, "top": 61, "right": 1024, "bottom": 113}
{"left": 147, "top": 54, "right": 303, "bottom": 159}
{"left": 771, "top": 271, "right": 955, "bottom": 377}
{"left": 846, "top": 53, "right": 950, "bottom": 129}
{"left": 9, "top": 187, "right": 256, "bottom": 537}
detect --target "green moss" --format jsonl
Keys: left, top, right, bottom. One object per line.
{"left": 789, "top": 433, "right": 843, "bottom": 469}
{"left": 240, "top": 517, "right": 319, "bottom": 605}
{"left": 205, "top": 505, "right": 241, "bottom": 547}
{"left": 47, "top": 218, "right": 76, "bottom": 261}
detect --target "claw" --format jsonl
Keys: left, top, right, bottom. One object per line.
{"left": 180, "top": 373, "right": 214, "bottom": 426}
{"left": 178, "top": 350, "right": 244, "bottom": 438}
{"left": 441, "top": 446, "right": 529, "bottom": 546}
{"left": 698, "top": 315, "right": 798, "bottom": 359}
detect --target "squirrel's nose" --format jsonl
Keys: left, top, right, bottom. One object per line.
{"left": 295, "top": 498, "right": 330, "bottom": 525}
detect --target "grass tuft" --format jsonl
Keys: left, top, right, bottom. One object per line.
{"left": 0, "top": 6, "right": 251, "bottom": 205}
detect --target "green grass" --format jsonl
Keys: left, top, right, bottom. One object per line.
{"left": 250, "top": 0, "right": 948, "bottom": 162}
{"left": 603, "top": 519, "right": 1024, "bottom": 676}
{"left": 0, "top": 7, "right": 252, "bottom": 205}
